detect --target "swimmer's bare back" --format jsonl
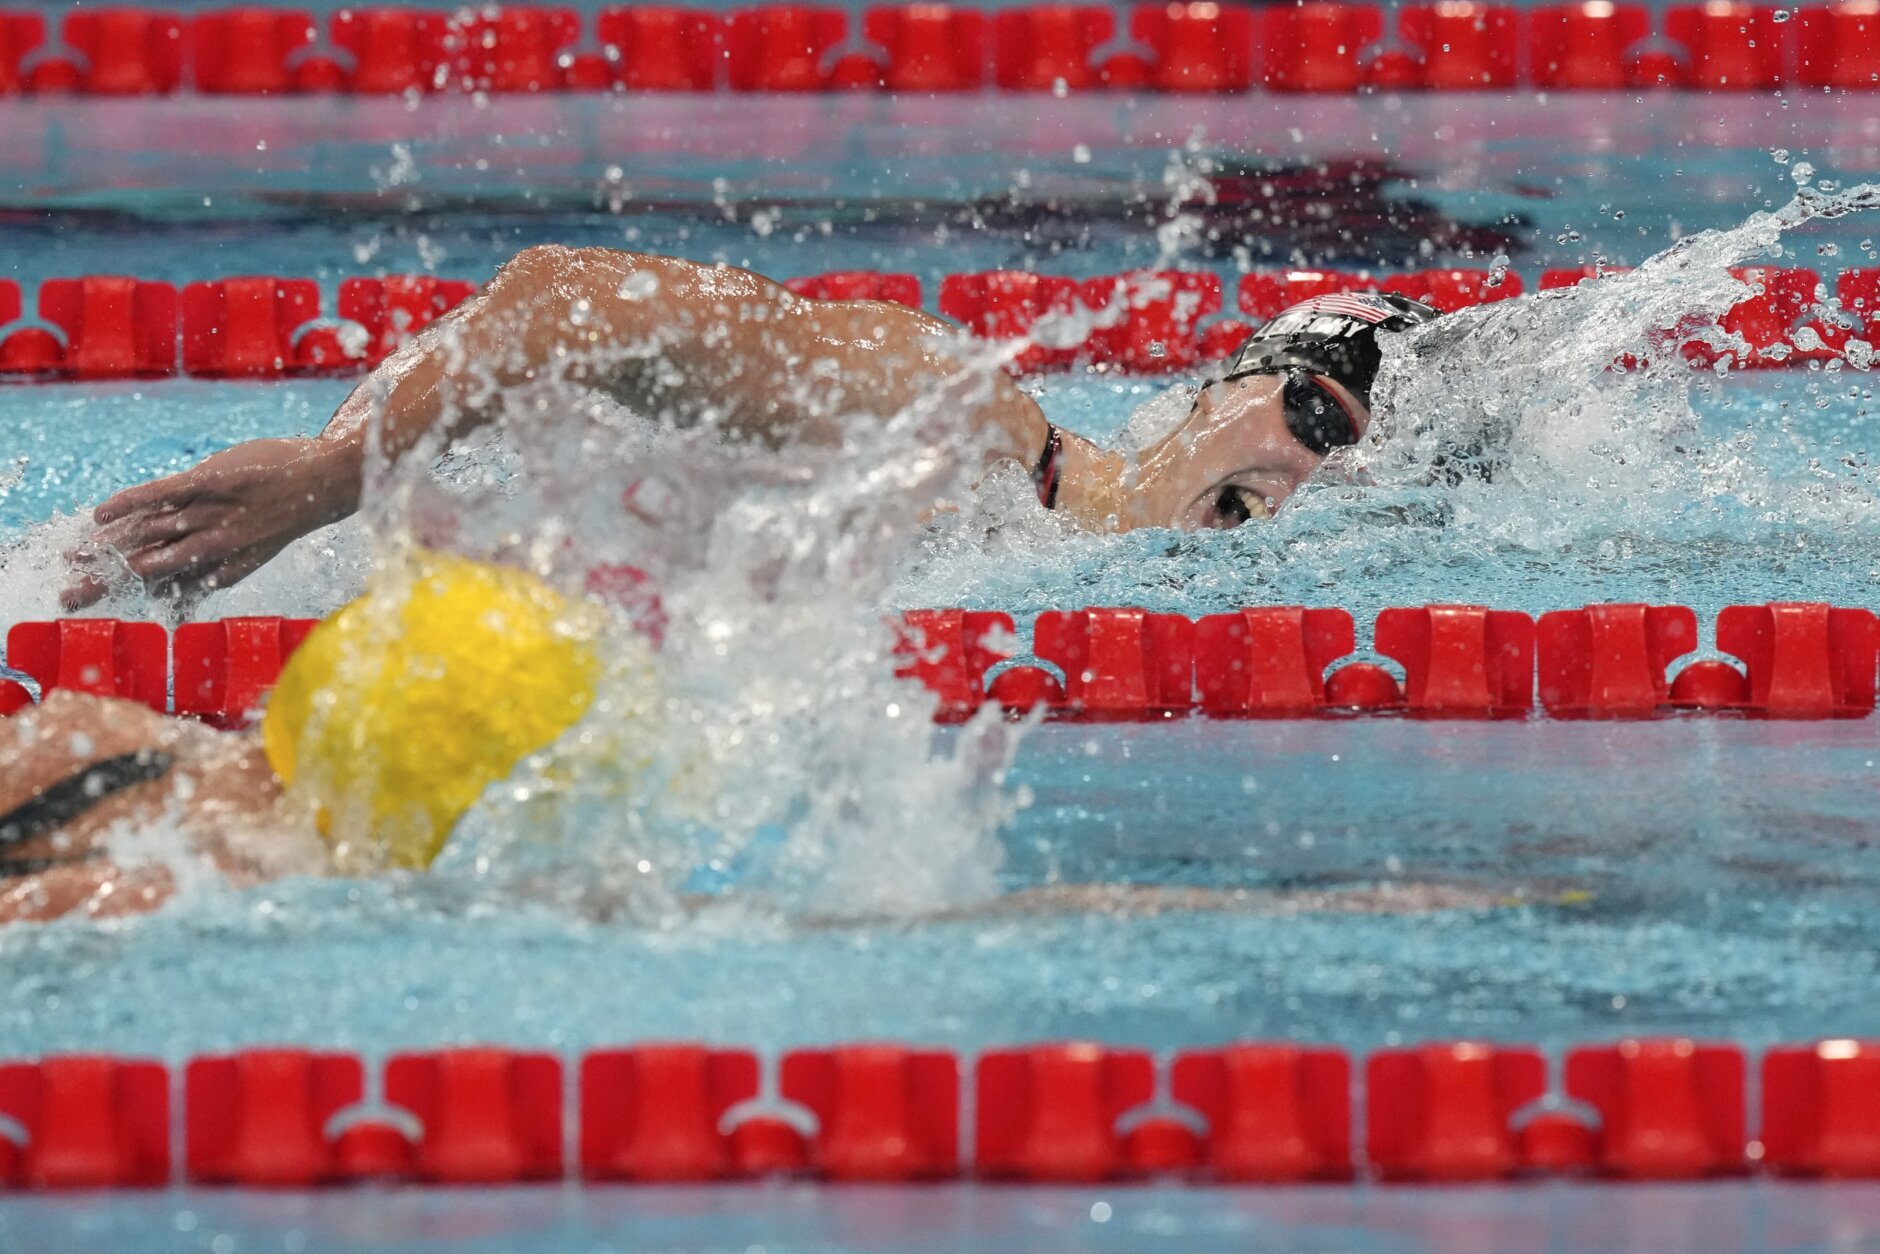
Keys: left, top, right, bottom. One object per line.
{"left": 65, "top": 248, "right": 1129, "bottom": 610}
{"left": 0, "top": 694, "right": 320, "bottom": 924}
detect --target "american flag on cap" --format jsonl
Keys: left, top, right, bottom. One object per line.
{"left": 1276, "top": 292, "right": 1400, "bottom": 324}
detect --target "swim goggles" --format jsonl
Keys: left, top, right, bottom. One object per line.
{"left": 1199, "top": 365, "right": 1362, "bottom": 457}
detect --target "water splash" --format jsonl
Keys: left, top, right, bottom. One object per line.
{"left": 344, "top": 294, "right": 1030, "bottom": 921}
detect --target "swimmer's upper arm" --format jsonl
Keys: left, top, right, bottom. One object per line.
{"left": 325, "top": 245, "right": 1046, "bottom": 470}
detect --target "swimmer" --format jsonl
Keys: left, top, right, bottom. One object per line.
{"left": 62, "top": 247, "right": 1437, "bottom": 608}
{"left": 0, "top": 691, "right": 1526, "bottom": 926}
{"left": 10, "top": 552, "right": 1523, "bottom": 925}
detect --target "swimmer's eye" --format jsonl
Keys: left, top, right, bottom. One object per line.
{"left": 1214, "top": 486, "right": 1272, "bottom": 527}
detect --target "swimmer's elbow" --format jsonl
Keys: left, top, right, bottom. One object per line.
{"left": 495, "top": 243, "right": 589, "bottom": 294}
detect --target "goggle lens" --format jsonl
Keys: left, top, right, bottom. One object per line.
{"left": 1280, "top": 371, "right": 1360, "bottom": 456}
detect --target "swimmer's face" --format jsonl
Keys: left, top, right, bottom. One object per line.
{"left": 1128, "top": 373, "right": 1370, "bottom": 530}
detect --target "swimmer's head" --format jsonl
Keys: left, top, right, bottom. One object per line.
{"left": 1131, "top": 293, "right": 1440, "bottom": 529}
{"left": 262, "top": 550, "right": 607, "bottom": 869}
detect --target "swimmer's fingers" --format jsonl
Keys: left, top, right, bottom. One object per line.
{"left": 87, "top": 503, "right": 203, "bottom": 559}
{"left": 92, "top": 471, "right": 204, "bottom": 527}
{"left": 58, "top": 573, "right": 110, "bottom": 613}
{"left": 122, "top": 531, "right": 233, "bottom": 596}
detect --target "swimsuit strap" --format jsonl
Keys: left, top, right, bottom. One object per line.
{"left": 0, "top": 749, "right": 176, "bottom": 859}
{"left": 1031, "top": 422, "right": 1063, "bottom": 510}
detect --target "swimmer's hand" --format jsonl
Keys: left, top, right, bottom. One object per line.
{"left": 63, "top": 437, "right": 359, "bottom": 610}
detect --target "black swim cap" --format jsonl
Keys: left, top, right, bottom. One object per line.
{"left": 1219, "top": 292, "right": 1440, "bottom": 409}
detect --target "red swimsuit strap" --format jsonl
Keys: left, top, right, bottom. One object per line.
{"left": 1031, "top": 423, "right": 1063, "bottom": 510}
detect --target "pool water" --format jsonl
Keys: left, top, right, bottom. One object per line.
{"left": 6, "top": 86, "right": 1880, "bottom": 1251}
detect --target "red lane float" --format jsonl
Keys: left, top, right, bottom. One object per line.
{"left": 596, "top": 7, "right": 721, "bottom": 90}
{"left": 1715, "top": 602, "right": 1878, "bottom": 717}
{"left": 9, "top": 1039, "right": 1880, "bottom": 1188}
{"left": 1762, "top": 1040, "right": 1880, "bottom": 1178}
{"left": 1170, "top": 1044, "right": 1351, "bottom": 1181}
{"left": 1382, "top": 267, "right": 1525, "bottom": 312}
{"left": 1078, "top": 270, "right": 1223, "bottom": 372}
{"left": 1374, "top": 605, "right": 1534, "bottom": 718}
{"left": 581, "top": 1045, "right": 760, "bottom": 1180}
{"left": 0, "top": 1056, "right": 169, "bottom": 1188}
{"left": 1564, "top": 1039, "right": 1746, "bottom": 1179}
{"left": 784, "top": 270, "right": 923, "bottom": 306}
{"left": 938, "top": 270, "right": 1083, "bottom": 372}
{"left": 1395, "top": 3, "right": 1519, "bottom": 89}
{"left": 0, "top": 277, "right": 178, "bottom": 379}
{"left": 9, "top": 3, "right": 1880, "bottom": 94}
{"left": 891, "top": 609, "right": 1016, "bottom": 720}
{"left": 186, "top": 1050, "right": 364, "bottom": 1185}
{"left": 992, "top": 6, "right": 1113, "bottom": 90}
{"left": 383, "top": 1048, "right": 562, "bottom": 1184}
{"left": 181, "top": 277, "right": 326, "bottom": 378}
{"left": 188, "top": 9, "right": 316, "bottom": 94}
{"left": 1, "top": 265, "right": 1876, "bottom": 383}
{"left": 975, "top": 1044, "right": 1156, "bottom": 1181}
{"left": 27, "top": 9, "right": 185, "bottom": 95}
{"left": 0, "top": 619, "right": 168, "bottom": 717}
{"left": 330, "top": 8, "right": 448, "bottom": 93}
{"left": 725, "top": 6, "right": 847, "bottom": 91}
{"left": 781, "top": 1045, "right": 959, "bottom": 1180}
{"left": 1133, "top": 2, "right": 1256, "bottom": 93}
{"left": 171, "top": 617, "right": 317, "bottom": 728}
{"left": 1030, "top": 607, "right": 1195, "bottom": 717}
{"left": 1665, "top": 2, "right": 1788, "bottom": 90}
{"left": 1195, "top": 607, "right": 1355, "bottom": 716}
{"left": 1797, "top": 2, "right": 1880, "bottom": 88}
{"left": 337, "top": 275, "right": 476, "bottom": 365}
{"left": 1262, "top": 2, "right": 1381, "bottom": 93}
{"left": 0, "top": 12, "right": 46, "bottom": 93}
{"left": 1528, "top": 2, "right": 1655, "bottom": 89}
{"left": 1366, "top": 1043, "right": 1549, "bottom": 1181}
{"left": 1538, "top": 603, "right": 1698, "bottom": 718}
{"left": 857, "top": 6, "right": 985, "bottom": 92}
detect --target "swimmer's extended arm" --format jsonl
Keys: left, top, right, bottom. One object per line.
{"left": 69, "top": 246, "right": 1093, "bottom": 608}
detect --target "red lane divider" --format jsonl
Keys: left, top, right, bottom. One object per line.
{"left": 975, "top": 1044, "right": 1156, "bottom": 1181}
{"left": 581, "top": 1044, "right": 762, "bottom": 1181}
{"left": 11, "top": 1038, "right": 1880, "bottom": 1189}
{"left": 338, "top": 275, "right": 477, "bottom": 367}
{"left": 171, "top": 616, "right": 318, "bottom": 728}
{"left": 1170, "top": 1044, "right": 1351, "bottom": 1181}
{"left": 186, "top": 1050, "right": 364, "bottom": 1185}
{"left": 0, "top": 265, "right": 1865, "bottom": 383}
{"left": 8, "top": 602, "right": 1879, "bottom": 723}
{"left": 0, "top": 1056, "right": 170, "bottom": 1188}
{"left": 1366, "top": 1043, "right": 1553, "bottom": 1181}
{"left": 783, "top": 1045, "right": 959, "bottom": 1181}
{"left": 1538, "top": 603, "right": 1698, "bottom": 718}
{"left": 784, "top": 271, "right": 923, "bottom": 306}
{"left": 6, "top": 2, "right": 1880, "bottom": 95}
{"left": 1762, "top": 1040, "right": 1880, "bottom": 1177}
{"left": 0, "top": 618, "right": 168, "bottom": 717}
{"left": 386, "top": 1048, "right": 563, "bottom": 1183}
{"left": 1565, "top": 1040, "right": 1747, "bottom": 1179}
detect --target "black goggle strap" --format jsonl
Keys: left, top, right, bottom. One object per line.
{"left": 0, "top": 749, "right": 175, "bottom": 872}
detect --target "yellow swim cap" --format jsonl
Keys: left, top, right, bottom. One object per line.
{"left": 262, "top": 549, "right": 604, "bottom": 869}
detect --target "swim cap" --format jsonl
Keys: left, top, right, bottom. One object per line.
{"left": 1220, "top": 292, "right": 1439, "bottom": 408}
{"left": 262, "top": 550, "right": 604, "bottom": 869}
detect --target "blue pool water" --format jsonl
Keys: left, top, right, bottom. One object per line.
{"left": 7, "top": 89, "right": 1880, "bottom": 1250}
